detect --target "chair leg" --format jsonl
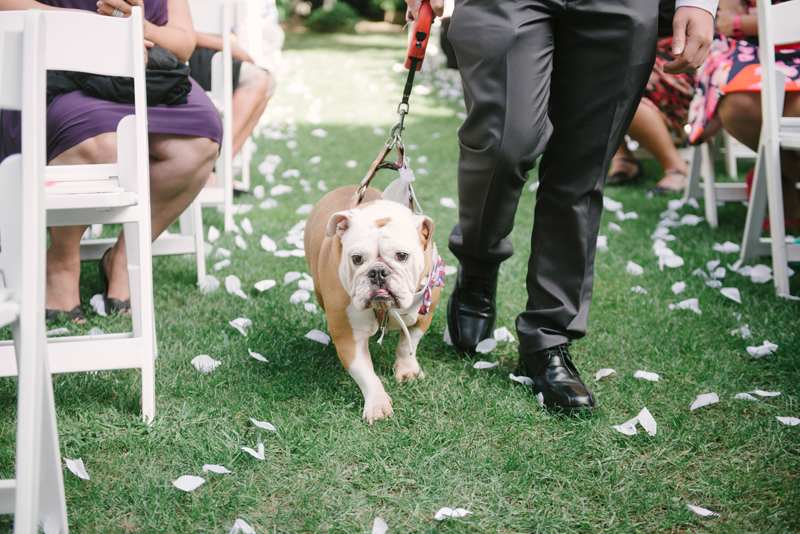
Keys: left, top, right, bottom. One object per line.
{"left": 192, "top": 200, "right": 206, "bottom": 281}
{"left": 764, "top": 144, "right": 790, "bottom": 294}
{"left": 683, "top": 144, "right": 704, "bottom": 203}
{"left": 701, "top": 143, "right": 719, "bottom": 228}
{"left": 724, "top": 131, "right": 738, "bottom": 180}
{"left": 741, "top": 146, "right": 769, "bottom": 261}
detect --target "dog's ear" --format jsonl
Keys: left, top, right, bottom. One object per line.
{"left": 415, "top": 215, "right": 435, "bottom": 250}
{"left": 326, "top": 211, "right": 353, "bottom": 238}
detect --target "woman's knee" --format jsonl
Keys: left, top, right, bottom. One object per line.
{"left": 149, "top": 134, "right": 219, "bottom": 165}
{"left": 718, "top": 92, "right": 762, "bottom": 129}
{"left": 51, "top": 132, "right": 117, "bottom": 165}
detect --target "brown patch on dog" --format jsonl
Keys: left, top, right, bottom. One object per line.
{"left": 375, "top": 217, "right": 392, "bottom": 228}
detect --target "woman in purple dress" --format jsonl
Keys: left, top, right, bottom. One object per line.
{"left": 0, "top": 0, "right": 222, "bottom": 322}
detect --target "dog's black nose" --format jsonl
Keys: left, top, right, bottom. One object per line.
{"left": 368, "top": 265, "right": 391, "bottom": 284}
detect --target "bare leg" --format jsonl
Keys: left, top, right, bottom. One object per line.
{"left": 103, "top": 135, "right": 219, "bottom": 301}
{"left": 718, "top": 92, "right": 800, "bottom": 219}
{"left": 45, "top": 133, "right": 117, "bottom": 316}
{"left": 608, "top": 142, "right": 639, "bottom": 176}
{"left": 626, "top": 102, "right": 689, "bottom": 191}
{"left": 231, "top": 70, "right": 272, "bottom": 156}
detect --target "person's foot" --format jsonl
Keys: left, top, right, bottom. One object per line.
{"left": 516, "top": 342, "right": 597, "bottom": 415}
{"left": 45, "top": 252, "right": 86, "bottom": 324}
{"left": 446, "top": 265, "right": 498, "bottom": 354}
{"left": 606, "top": 157, "right": 644, "bottom": 186}
{"left": 101, "top": 245, "right": 131, "bottom": 313}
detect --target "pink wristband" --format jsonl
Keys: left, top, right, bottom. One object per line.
{"left": 732, "top": 15, "right": 744, "bottom": 39}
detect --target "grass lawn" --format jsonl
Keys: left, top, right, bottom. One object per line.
{"left": 2, "top": 31, "right": 799, "bottom": 533}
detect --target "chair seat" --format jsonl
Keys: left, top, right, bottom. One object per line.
{"left": 198, "top": 187, "right": 225, "bottom": 205}
{"left": 0, "top": 300, "right": 20, "bottom": 329}
{"left": 780, "top": 135, "right": 800, "bottom": 150}
{"left": 45, "top": 190, "right": 138, "bottom": 211}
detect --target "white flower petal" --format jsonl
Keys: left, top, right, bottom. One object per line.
{"left": 305, "top": 329, "right": 330, "bottom": 345}
{"left": 687, "top": 504, "right": 720, "bottom": 518}
{"left": 634, "top": 370, "right": 659, "bottom": 382}
{"left": 440, "top": 197, "right": 457, "bottom": 209}
{"left": 202, "top": 464, "right": 231, "bottom": 474}
{"left": 473, "top": 361, "right": 499, "bottom": 370}
{"left": 720, "top": 287, "right": 741, "bottom": 304}
{"left": 290, "top": 289, "right": 311, "bottom": 304}
{"left": 64, "top": 458, "right": 90, "bottom": 480}
{"left": 250, "top": 418, "right": 276, "bottom": 431}
{"left": 248, "top": 348, "right": 267, "bottom": 362}
{"left": 626, "top": 261, "right": 644, "bottom": 276}
{"left": 671, "top": 281, "right": 686, "bottom": 294}
{"left": 777, "top": 416, "right": 800, "bottom": 426}
{"left": 746, "top": 340, "right": 778, "bottom": 359}
{"left": 595, "top": 368, "right": 616, "bottom": 381}
{"left": 207, "top": 225, "right": 220, "bottom": 243}
{"left": 240, "top": 443, "right": 265, "bottom": 460}
{"left": 475, "top": 338, "right": 497, "bottom": 354}
{"left": 509, "top": 373, "right": 533, "bottom": 386}
{"left": 690, "top": 392, "right": 719, "bottom": 411}
{"left": 191, "top": 355, "right": 222, "bottom": 373}
{"left": 255, "top": 280, "right": 276, "bottom": 292}
{"left": 173, "top": 475, "right": 205, "bottom": 492}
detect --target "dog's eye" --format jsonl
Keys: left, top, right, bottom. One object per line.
{"left": 352, "top": 254, "right": 363, "bottom": 265}
{"left": 395, "top": 252, "right": 408, "bottom": 262}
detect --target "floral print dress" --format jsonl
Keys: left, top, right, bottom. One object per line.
{"left": 688, "top": 0, "right": 800, "bottom": 145}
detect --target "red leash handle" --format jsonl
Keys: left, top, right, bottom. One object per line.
{"left": 404, "top": 1, "right": 434, "bottom": 71}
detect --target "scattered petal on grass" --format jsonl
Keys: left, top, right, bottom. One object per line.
{"left": 630, "top": 286, "right": 647, "bottom": 294}
{"left": 494, "top": 327, "right": 515, "bottom": 342}
{"left": 687, "top": 504, "right": 720, "bottom": 518}
{"left": 777, "top": 416, "right": 800, "bottom": 426}
{"left": 296, "top": 204, "right": 313, "bottom": 215}
{"left": 690, "top": 392, "right": 719, "bottom": 411}
{"left": 229, "top": 318, "right": 252, "bottom": 336}
{"left": 46, "top": 328, "right": 69, "bottom": 337}
{"left": 475, "top": 338, "right": 497, "bottom": 354}
{"left": 317, "top": 180, "right": 328, "bottom": 191}
{"left": 509, "top": 373, "right": 533, "bottom": 386}
{"left": 235, "top": 235, "right": 248, "bottom": 250}
{"left": 671, "top": 281, "right": 686, "bottom": 294}
{"left": 228, "top": 519, "right": 256, "bottom": 534}
{"left": 225, "top": 275, "right": 248, "bottom": 300}
{"left": 310, "top": 129, "right": 327, "bottom": 138}
{"left": 747, "top": 340, "right": 778, "bottom": 359}
{"left": 612, "top": 417, "right": 638, "bottom": 436}
{"left": 749, "top": 264, "right": 773, "bottom": 283}
{"left": 284, "top": 272, "right": 302, "bottom": 285}
{"left": 253, "top": 185, "right": 265, "bottom": 199}
{"left": 89, "top": 294, "right": 107, "bottom": 317}
{"left": 282, "top": 169, "right": 300, "bottom": 179}
{"left": 64, "top": 458, "right": 90, "bottom": 480}
{"left": 202, "top": 464, "right": 231, "bottom": 474}
{"left": 693, "top": 268, "right": 709, "bottom": 279}
{"left": 734, "top": 392, "right": 758, "bottom": 401}
{"left": 687, "top": 197, "right": 700, "bottom": 209}
{"left": 720, "top": 287, "right": 741, "bottom": 303}
{"left": 706, "top": 280, "right": 723, "bottom": 289}
{"left": 597, "top": 235, "right": 608, "bottom": 252}
{"left": 730, "top": 324, "right": 751, "bottom": 339}
{"left": 637, "top": 407, "right": 658, "bottom": 436}
{"left": 445, "top": 265, "right": 457, "bottom": 276}
{"left": 213, "top": 259, "right": 231, "bottom": 271}
{"left": 733, "top": 311, "right": 742, "bottom": 321}
{"left": 626, "top": 261, "right": 644, "bottom": 276}
{"left": 603, "top": 197, "right": 622, "bottom": 212}
{"left": 751, "top": 389, "right": 781, "bottom": 397}
{"left": 255, "top": 280, "right": 276, "bottom": 292}
{"left": 440, "top": 197, "right": 457, "bottom": 209}
{"left": 208, "top": 225, "right": 220, "bottom": 243}
{"left": 346, "top": 160, "right": 358, "bottom": 168}
{"left": 669, "top": 298, "right": 701, "bottom": 315}
{"left": 197, "top": 275, "right": 220, "bottom": 294}
{"left": 290, "top": 289, "right": 311, "bottom": 304}
{"left": 712, "top": 267, "right": 726, "bottom": 279}
{"left": 191, "top": 355, "right": 222, "bottom": 373}
{"left": 680, "top": 214, "right": 704, "bottom": 226}
{"left": 667, "top": 198, "right": 685, "bottom": 211}
{"left": 88, "top": 327, "right": 104, "bottom": 336}
{"left": 306, "top": 329, "right": 330, "bottom": 345}
{"left": 608, "top": 222, "right": 622, "bottom": 232}
{"left": 241, "top": 443, "right": 265, "bottom": 460}
{"left": 713, "top": 241, "right": 740, "bottom": 253}
{"left": 309, "top": 156, "right": 322, "bottom": 164}
{"left": 634, "top": 371, "right": 659, "bottom": 382}
{"left": 215, "top": 248, "right": 232, "bottom": 259}
{"left": 298, "top": 279, "right": 314, "bottom": 291}
{"left": 529, "top": 182, "right": 540, "bottom": 192}
{"left": 707, "top": 260, "right": 721, "bottom": 272}
{"left": 241, "top": 218, "right": 254, "bottom": 236}
{"left": 270, "top": 184, "right": 292, "bottom": 196}
{"left": 616, "top": 210, "right": 638, "bottom": 221}
{"left": 173, "top": 475, "right": 205, "bottom": 492}
{"left": 304, "top": 303, "right": 318, "bottom": 313}
{"left": 434, "top": 508, "right": 472, "bottom": 521}
{"left": 474, "top": 361, "right": 499, "bottom": 370}
{"left": 260, "top": 235, "right": 277, "bottom": 252}
{"left": 260, "top": 198, "right": 278, "bottom": 210}
{"left": 595, "top": 368, "right": 615, "bottom": 381}
{"left": 286, "top": 140, "right": 298, "bottom": 149}
{"left": 250, "top": 418, "right": 276, "bottom": 431}
{"left": 248, "top": 348, "right": 267, "bottom": 362}
{"left": 443, "top": 325, "right": 451, "bottom": 345}
{"left": 372, "top": 517, "right": 388, "bottom": 534}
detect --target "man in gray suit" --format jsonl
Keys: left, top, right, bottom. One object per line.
{"left": 406, "top": 0, "right": 715, "bottom": 413}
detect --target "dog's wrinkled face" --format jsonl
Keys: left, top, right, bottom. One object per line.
{"left": 326, "top": 200, "right": 434, "bottom": 311}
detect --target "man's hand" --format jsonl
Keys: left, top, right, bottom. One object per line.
{"left": 664, "top": 6, "right": 715, "bottom": 74}
{"left": 405, "top": 0, "right": 444, "bottom": 21}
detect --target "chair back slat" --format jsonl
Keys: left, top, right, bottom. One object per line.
{"left": 768, "top": 1, "right": 800, "bottom": 46}
{"left": 189, "top": 0, "right": 232, "bottom": 35}
{"left": 0, "top": 22, "right": 23, "bottom": 110}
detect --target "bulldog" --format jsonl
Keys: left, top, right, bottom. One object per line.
{"left": 304, "top": 185, "right": 442, "bottom": 423}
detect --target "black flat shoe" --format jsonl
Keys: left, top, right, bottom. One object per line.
{"left": 647, "top": 185, "right": 683, "bottom": 196}
{"left": 99, "top": 248, "right": 131, "bottom": 314}
{"left": 516, "top": 342, "right": 597, "bottom": 415}
{"left": 606, "top": 157, "right": 645, "bottom": 186}
{"left": 45, "top": 304, "right": 86, "bottom": 324}
{"left": 447, "top": 265, "right": 498, "bottom": 354}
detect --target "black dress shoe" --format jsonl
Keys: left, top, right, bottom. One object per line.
{"left": 447, "top": 265, "right": 498, "bottom": 354}
{"left": 516, "top": 342, "right": 597, "bottom": 415}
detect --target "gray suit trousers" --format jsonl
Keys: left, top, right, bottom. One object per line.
{"left": 447, "top": 0, "right": 660, "bottom": 353}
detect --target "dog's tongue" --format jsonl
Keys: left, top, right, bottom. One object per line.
{"left": 376, "top": 289, "right": 389, "bottom": 296}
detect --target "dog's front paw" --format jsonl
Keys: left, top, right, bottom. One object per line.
{"left": 363, "top": 393, "right": 393, "bottom": 424}
{"left": 393, "top": 359, "right": 424, "bottom": 382}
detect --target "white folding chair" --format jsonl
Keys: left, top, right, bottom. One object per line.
{"left": 682, "top": 130, "right": 751, "bottom": 227}
{"left": 0, "top": 8, "right": 157, "bottom": 423}
{"left": 740, "top": 0, "right": 800, "bottom": 295}
{"left": 0, "top": 10, "right": 69, "bottom": 532}
{"left": 190, "top": 0, "right": 236, "bottom": 232}
{"left": 723, "top": 130, "right": 757, "bottom": 180}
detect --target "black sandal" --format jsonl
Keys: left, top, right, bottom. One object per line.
{"left": 45, "top": 304, "right": 86, "bottom": 324}
{"left": 606, "top": 157, "right": 645, "bottom": 186}
{"left": 99, "top": 248, "right": 131, "bottom": 314}
{"left": 648, "top": 170, "right": 687, "bottom": 196}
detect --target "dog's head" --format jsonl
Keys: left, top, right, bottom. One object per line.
{"left": 326, "top": 200, "right": 434, "bottom": 311}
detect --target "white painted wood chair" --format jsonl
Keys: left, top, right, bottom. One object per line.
{"left": 190, "top": 0, "right": 236, "bottom": 232}
{"left": 0, "top": 7, "right": 157, "bottom": 423}
{"left": 740, "top": 0, "right": 800, "bottom": 295}
{"left": 0, "top": 10, "right": 69, "bottom": 532}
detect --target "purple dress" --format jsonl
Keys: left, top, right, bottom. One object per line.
{"left": 0, "top": 0, "right": 222, "bottom": 162}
